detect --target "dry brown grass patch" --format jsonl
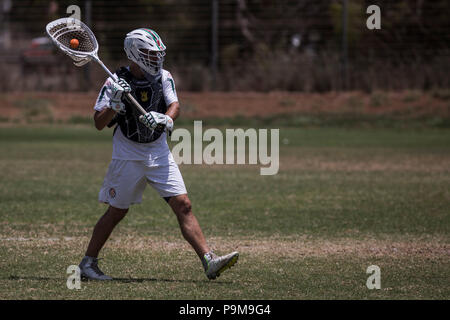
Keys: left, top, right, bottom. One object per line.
{"left": 1, "top": 234, "right": 448, "bottom": 260}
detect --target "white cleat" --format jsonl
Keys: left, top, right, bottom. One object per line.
{"left": 79, "top": 256, "right": 113, "bottom": 281}
{"left": 202, "top": 251, "right": 239, "bottom": 280}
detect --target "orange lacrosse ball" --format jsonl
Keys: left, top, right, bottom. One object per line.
{"left": 70, "top": 38, "right": 79, "bottom": 49}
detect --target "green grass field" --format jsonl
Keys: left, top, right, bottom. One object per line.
{"left": 0, "top": 125, "right": 449, "bottom": 299}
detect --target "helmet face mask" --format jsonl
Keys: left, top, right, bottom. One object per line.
{"left": 137, "top": 48, "right": 166, "bottom": 76}
{"left": 124, "top": 28, "right": 166, "bottom": 76}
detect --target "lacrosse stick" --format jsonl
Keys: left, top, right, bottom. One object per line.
{"left": 46, "top": 17, "right": 147, "bottom": 116}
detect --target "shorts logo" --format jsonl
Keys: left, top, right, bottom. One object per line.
{"left": 109, "top": 188, "right": 116, "bottom": 198}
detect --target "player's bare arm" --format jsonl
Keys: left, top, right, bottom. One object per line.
{"left": 166, "top": 101, "right": 180, "bottom": 121}
{"left": 93, "top": 108, "right": 116, "bottom": 130}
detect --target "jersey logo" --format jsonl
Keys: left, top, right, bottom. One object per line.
{"left": 140, "top": 91, "right": 149, "bottom": 102}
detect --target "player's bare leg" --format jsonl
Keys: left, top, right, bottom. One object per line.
{"left": 168, "top": 194, "right": 209, "bottom": 259}
{"left": 168, "top": 194, "right": 239, "bottom": 280}
{"left": 79, "top": 205, "right": 128, "bottom": 280}
{"left": 85, "top": 206, "right": 129, "bottom": 258}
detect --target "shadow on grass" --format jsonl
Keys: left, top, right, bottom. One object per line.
{"left": 6, "top": 275, "right": 232, "bottom": 284}
{"left": 111, "top": 277, "right": 232, "bottom": 284}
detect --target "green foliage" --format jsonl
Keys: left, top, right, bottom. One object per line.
{"left": 402, "top": 90, "right": 422, "bottom": 103}
{"left": 432, "top": 89, "right": 450, "bottom": 101}
{"left": 14, "top": 97, "right": 54, "bottom": 123}
{"left": 7, "top": 0, "right": 450, "bottom": 91}
{"left": 67, "top": 115, "right": 93, "bottom": 125}
{"left": 370, "top": 91, "right": 388, "bottom": 108}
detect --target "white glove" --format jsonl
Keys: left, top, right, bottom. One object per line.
{"left": 107, "top": 78, "right": 131, "bottom": 115}
{"left": 139, "top": 111, "right": 174, "bottom": 134}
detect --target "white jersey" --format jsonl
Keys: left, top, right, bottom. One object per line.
{"left": 94, "top": 68, "right": 178, "bottom": 165}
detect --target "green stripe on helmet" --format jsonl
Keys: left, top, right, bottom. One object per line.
{"left": 141, "top": 28, "right": 165, "bottom": 50}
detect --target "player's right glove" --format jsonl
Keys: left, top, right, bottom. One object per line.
{"left": 107, "top": 78, "right": 131, "bottom": 115}
{"left": 139, "top": 111, "right": 173, "bottom": 135}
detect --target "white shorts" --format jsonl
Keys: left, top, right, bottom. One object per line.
{"left": 98, "top": 158, "right": 187, "bottom": 209}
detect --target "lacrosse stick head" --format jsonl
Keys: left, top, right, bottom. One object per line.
{"left": 46, "top": 18, "right": 98, "bottom": 67}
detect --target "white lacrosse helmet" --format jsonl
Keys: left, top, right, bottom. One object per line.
{"left": 124, "top": 28, "right": 166, "bottom": 76}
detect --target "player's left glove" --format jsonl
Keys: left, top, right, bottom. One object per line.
{"left": 139, "top": 111, "right": 174, "bottom": 135}
{"left": 107, "top": 78, "right": 131, "bottom": 115}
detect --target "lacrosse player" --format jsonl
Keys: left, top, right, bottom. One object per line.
{"left": 79, "top": 28, "right": 238, "bottom": 280}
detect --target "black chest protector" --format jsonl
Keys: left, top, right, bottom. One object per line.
{"left": 111, "top": 66, "right": 167, "bottom": 143}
